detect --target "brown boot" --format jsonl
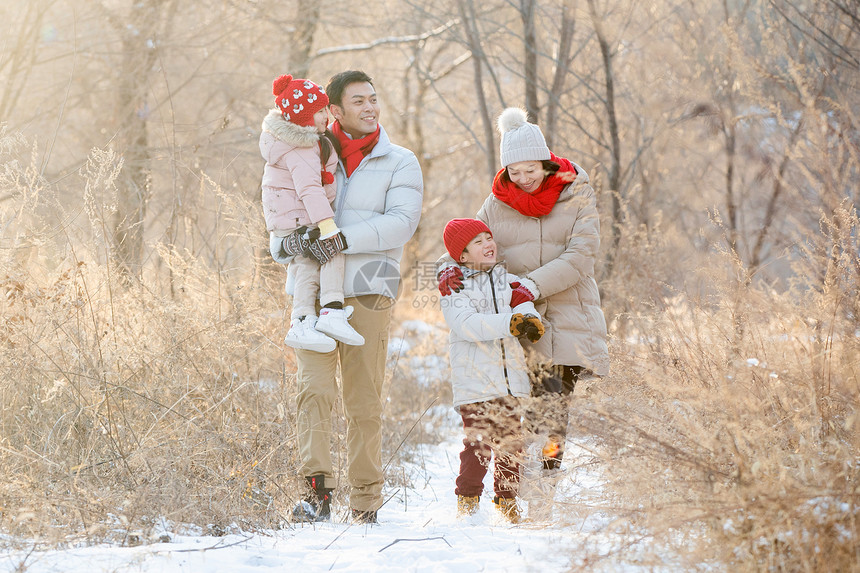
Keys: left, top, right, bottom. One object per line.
{"left": 541, "top": 435, "right": 564, "bottom": 471}
{"left": 493, "top": 496, "right": 521, "bottom": 524}
{"left": 457, "top": 495, "right": 480, "bottom": 517}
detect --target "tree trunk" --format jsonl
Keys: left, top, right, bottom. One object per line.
{"left": 544, "top": 1, "right": 577, "bottom": 148}
{"left": 113, "top": 0, "right": 166, "bottom": 280}
{"left": 287, "top": 0, "right": 321, "bottom": 77}
{"left": 588, "top": 0, "right": 622, "bottom": 272}
{"left": 459, "top": 0, "right": 497, "bottom": 180}
{"left": 521, "top": 0, "right": 539, "bottom": 123}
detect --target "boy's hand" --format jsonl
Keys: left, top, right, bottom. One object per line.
{"left": 511, "top": 313, "right": 544, "bottom": 341}
{"left": 437, "top": 266, "right": 464, "bottom": 296}
{"left": 522, "top": 315, "right": 544, "bottom": 342}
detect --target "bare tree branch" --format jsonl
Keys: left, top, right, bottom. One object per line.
{"left": 314, "top": 20, "right": 458, "bottom": 57}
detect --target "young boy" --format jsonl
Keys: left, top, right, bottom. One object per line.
{"left": 439, "top": 218, "right": 545, "bottom": 524}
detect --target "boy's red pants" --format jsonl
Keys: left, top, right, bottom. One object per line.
{"left": 455, "top": 396, "right": 523, "bottom": 499}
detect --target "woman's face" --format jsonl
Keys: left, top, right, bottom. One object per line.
{"left": 507, "top": 160, "right": 546, "bottom": 193}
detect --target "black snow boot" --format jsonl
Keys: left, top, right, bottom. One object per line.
{"left": 350, "top": 508, "right": 378, "bottom": 524}
{"left": 292, "top": 474, "right": 333, "bottom": 522}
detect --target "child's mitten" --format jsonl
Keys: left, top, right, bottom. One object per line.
{"left": 283, "top": 226, "right": 311, "bottom": 257}
{"left": 510, "top": 313, "right": 528, "bottom": 336}
{"left": 307, "top": 231, "right": 348, "bottom": 265}
{"left": 522, "top": 315, "right": 545, "bottom": 342}
{"left": 437, "top": 266, "right": 464, "bottom": 296}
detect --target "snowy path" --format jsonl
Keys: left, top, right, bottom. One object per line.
{"left": 1, "top": 438, "right": 625, "bottom": 573}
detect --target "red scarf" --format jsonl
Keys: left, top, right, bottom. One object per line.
{"left": 331, "top": 121, "right": 381, "bottom": 177}
{"left": 491, "top": 153, "right": 578, "bottom": 217}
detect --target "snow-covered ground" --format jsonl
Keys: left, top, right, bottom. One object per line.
{"left": 0, "top": 436, "right": 640, "bottom": 573}
{"left": 2, "top": 319, "right": 652, "bottom": 572}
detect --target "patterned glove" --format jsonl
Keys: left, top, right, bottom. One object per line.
{"left": 509, "top": 281, "right": 536, "bottom": 308}
{"left": 282, "top": 226, "right": 311, "bottom": 257}
{"left": 510, "top": 313, "right": 527, "bottom": 336}
{"left": 522, "top": 315, "right": 545, "bottom": 342}
{"left": 437, "top": 266, "right": 464, "bottom": 296}
{"left": 307, "top": 231, "right": 348, "bottom": 265}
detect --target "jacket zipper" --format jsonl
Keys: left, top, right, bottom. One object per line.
{"left": 334, "top": 140, "right": 387, "bottom": 218}
{"left": 334, "top": 161, "right": 351, "bottom": 217}
{"left": 488, "top": 265, "right": 512, "bottom": 396}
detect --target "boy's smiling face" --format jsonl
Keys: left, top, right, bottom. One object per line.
{"left": 459, "top": 231, "right": 497, "bottom": 270}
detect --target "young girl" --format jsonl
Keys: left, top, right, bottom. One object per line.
{"left": 440, "top": 218, "right": 545, "bottom": 523}
{"left": 260, "top": 74, "right": 364, "bottom": 352}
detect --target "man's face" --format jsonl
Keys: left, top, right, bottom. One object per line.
{"left": 330, "top": 81, "right": 379, "bottom": 138}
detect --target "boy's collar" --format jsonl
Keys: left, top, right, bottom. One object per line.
{"left": 459, "top": 262, "right": 504, "bottom": 278}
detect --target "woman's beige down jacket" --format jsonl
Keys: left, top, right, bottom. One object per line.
{"left": 476, "top": 164, "right": 609, "bottom": 375}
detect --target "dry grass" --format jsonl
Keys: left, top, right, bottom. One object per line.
{"left": 554, "top": 207, "right": 860, "bottom": 571}
{"left": 1, "top": 127, "right": 857, "bottom": 572}
{"left": 0, "top": 165, "right": 297, "bottom": 544}
{"left": 0, "top": 132, "right": 434, "bottom": 547}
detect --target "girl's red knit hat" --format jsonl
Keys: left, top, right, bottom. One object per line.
{"left": 443, "top": 218, "right": 492, "bottom": 261}
{"left": 273, "top": 74, "right": 329, "bottom": 127}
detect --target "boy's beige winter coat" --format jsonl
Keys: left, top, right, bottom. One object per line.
{"left": 476, "top": 164, "right": 609, "bottom": 375}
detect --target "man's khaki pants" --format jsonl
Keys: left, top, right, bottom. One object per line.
{"left": 294, "top": 294, "right": 392, "bottom": 512}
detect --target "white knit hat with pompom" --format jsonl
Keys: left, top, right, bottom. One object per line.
{"left": 497, "top": 107, "right": 551, "bottom": 168}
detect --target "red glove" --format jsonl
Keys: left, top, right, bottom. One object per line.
{"left": 437, "top": 266, "right": 464, "bottom": 296}
{"left": 509, "top": 281, "right": 536, "bottom": 308}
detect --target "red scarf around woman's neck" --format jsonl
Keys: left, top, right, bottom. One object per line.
{"left": 491, "top": 153, "right": 578, "bottom": 217}
{"left": 331, "top": 121, "right": 381, "bottom": 177}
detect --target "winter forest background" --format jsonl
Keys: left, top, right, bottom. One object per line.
{"left": 1, "top": 0, "right": 858, "bottom": 570}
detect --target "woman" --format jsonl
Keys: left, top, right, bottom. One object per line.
{"left": 438, "top": 107, "right": 609, "bottom": 473}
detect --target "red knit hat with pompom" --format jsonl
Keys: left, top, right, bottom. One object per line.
{"left": 443, "top": 218, "right": 492, "bottom": 261}
{"left": 273, "top": 74, "right": 329, "bottom": 127}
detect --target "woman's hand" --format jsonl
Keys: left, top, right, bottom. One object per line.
{"left": 437, "top": 266, "right": 464, "bottom": 296}
{"left": 509, "top": 280, "right": 539, "bottom": 307}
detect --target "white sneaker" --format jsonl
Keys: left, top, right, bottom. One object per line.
{"left": 315, "top": 306, "right": 365, "bottom": 346}
{"left": 284, "top": 316, "right": 336, "bottom": 353}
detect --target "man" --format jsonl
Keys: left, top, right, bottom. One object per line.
{"left": 273, "top": 70, "right": 423, "bottom": 524}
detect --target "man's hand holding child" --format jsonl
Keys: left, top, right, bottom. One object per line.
{"left": 305, "top": 218, "right": 348, "bottom": 265}
{"left": 282, "top": 226, "right": 312, "bottom": 258}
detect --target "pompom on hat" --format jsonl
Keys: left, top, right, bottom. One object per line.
{"left": 273, "top": 74, "right": 329, "bottom": 127}
{"left": 443, "top": 218, "right": 492, "bottom": 261}
{"left": 497, "top": 107, "right": 551, "bottom": 168}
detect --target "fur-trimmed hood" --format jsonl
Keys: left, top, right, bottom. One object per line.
{"left": 259, "top": 108, "right": 338, "bottom": 233}
{"left": 261, "top": 108, "right": 321, "bottom": 148}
